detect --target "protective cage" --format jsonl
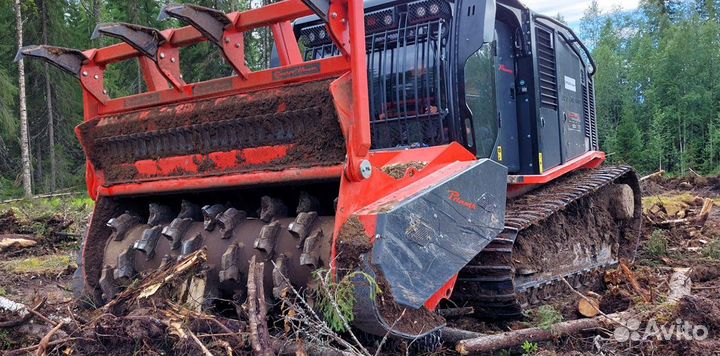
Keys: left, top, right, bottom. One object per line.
{"left": 300, "top": 0, "right": 451, "bottom": 150}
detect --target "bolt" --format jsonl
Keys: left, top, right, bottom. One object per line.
{"left": 82, "top": 71, "right": 88, "bottom": 77}
{"left": 359, "top": 160, "right": 372, "bottom": 179}
{"left": 331, "top": 12, "right": 338, "bottom": 19}
{"left": 179, "top": 74, "right": 183, "bottom": 79}
{"left": 171, "top": 57, "right": 176, "bottom": 63}
{"left": 103, "top": 89, "right": 107, "bottom": 94}
{"left": 235, "top": 43, "right": 240, "bottom": 48}
{"left": 94, "top": 74, "right": 99, "bottom": 79}
{"left": 224, "top": 37, "right": 230, "bottom": 43}
{"left": 160, "top": 53, "right": 165, "bottom": 59}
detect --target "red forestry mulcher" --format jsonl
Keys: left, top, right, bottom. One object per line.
{"left": 18, "top": 0, "right": 642, "bottom": 340}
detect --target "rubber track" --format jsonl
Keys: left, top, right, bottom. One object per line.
{"left": 454, "top": 165, "right": 639, "bottom": 318}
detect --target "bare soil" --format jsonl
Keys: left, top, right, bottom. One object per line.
{"left": 3, "top": 173, "right": 720, "bottom": 355}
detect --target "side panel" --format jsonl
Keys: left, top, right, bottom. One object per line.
{"left": 534, "top": 23, "right": 562, "bottom": 172}
{"left": 491, "top": 20, "right": 520, "bottom": 173}
{"left": 556, "top": 34, "right": 586, "bottom": 161}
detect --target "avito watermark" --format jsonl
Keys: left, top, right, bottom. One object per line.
{"left": 614, "top": 318, "right": 709, "bottom": 342}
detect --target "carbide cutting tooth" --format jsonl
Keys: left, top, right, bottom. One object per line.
{"left": 201, "top": 204, "right": 226, "bottom": 231}
{"left": 272, "top": 254, "right": 290, "bottom": 299}
{"left": 217, "top": 208, "right": 247, "bottom": 239}
{"left": 260, "top": 196, "right": 287, "bottom": 222}
{"left": 288, "top": 211, "right": 318, "bottom": 240}
{"left": 107, "top": 212, "right": 140, "bottom": 241}
{"left": 99, "top": 265, "right": 117, "bottom": 302}
{"left": 113, "top": 246, "right": 135, "bottom": 282}
{"left": 133, "top": 225, "right": 162, "bottom": 259}
{"left": 162, "top": 217, "right": 193, "bottom": 250}
{"left": 178, "top": 233, "right": 203, "bottom": 260}
{"left": 148, "top": 203, "right": 173, "bottom": 226}
{"left": 178, "top": 200, "right": 202, "bottom": 221}
{"left": 219, "top": 243, "right": 240, "bottom": 283}
{"left": 296, "top": 191, "right": 319, "bottom": 214}
{"left": 254, "top": 221, "right": 280, "bottom": 254}
{"left": 300, "top": 230, "right": 323, "bottom": 268}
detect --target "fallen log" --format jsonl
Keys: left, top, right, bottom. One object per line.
{"left": 0, "top": 235, "right": 37, "bottom": 252}
{"left": 441, "top": 327, "right": 484, "bottom": 344}
{"left": 640, "top": 170, "right": 665, "bottom": 182}
{"left": 456, "top": 311, "right": 632, "bottom": 355}
{"left": 438, "top": 307, "right": 474, "bottom": 318}
{"left": 456, "top": 268, "right": 692, "bottom": 355}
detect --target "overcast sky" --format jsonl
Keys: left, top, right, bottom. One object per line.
{"left": 524, "top": 0, "right": 641, "bottom": 26}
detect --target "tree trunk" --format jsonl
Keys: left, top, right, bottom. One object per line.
{"left": 41, "top": 0, "right": 56, "bottom": 192}
{"left": 15, "top": 0, "right": 32, "bottom": 198}
{"left": 130, "top": 4, "right": 142, "bottom": 94}
{"left": 92, "top": 0, "right": 102, "bottom": 47}
{"left": 35, "top": 139, "right": 42, "bottom": 190}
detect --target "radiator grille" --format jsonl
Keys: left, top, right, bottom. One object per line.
{"left": 583, "top": 78, "right": 599, "bottom": 150}
{"left": 535, "top": 25, "right": 558, "bottom": 110}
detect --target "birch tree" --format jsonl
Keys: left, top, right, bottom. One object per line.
{"left": 14, "top": 0, "right": 32, "bottom": 198}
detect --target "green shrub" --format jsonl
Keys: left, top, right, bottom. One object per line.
{"left": 647, "top": 230, "right": 669, "bottom": 258}
{"left": 313, "top": 269, "right": 381, "bottom": 333}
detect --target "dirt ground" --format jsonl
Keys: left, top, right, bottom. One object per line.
{"left": 2, "top": 174, "right": 720, "bottom": 355}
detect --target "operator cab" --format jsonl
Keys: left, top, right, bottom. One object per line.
{"left": 286, "top": 0, "right": 597, "bottom": 175}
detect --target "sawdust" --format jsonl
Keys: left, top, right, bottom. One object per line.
{"left": 381, "top": 161, "right": 428, "bottom": 179}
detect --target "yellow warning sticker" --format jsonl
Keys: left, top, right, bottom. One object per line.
{"left": 539, "top": 153, "right": 544, "bottom": 174}
{"left": 497, "top": 146, "right": 503, "bottom": 161}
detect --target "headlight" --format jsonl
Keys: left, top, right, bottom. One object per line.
{"left": 383, "top": 14, "right": 394, "bottom": 26}
{"left": 429, "top": 3, "right": 440, "bottom": 15}
{"left": 416, "top": 5, "right": 427, "bottom": 17}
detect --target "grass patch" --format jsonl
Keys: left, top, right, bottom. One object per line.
{"left": 524, "top": 305, "right": 563, "bottom": 331}
{"left": 0, "top": 287, "right": 6, "bottom": 296}
{"left": 702, "top": 239, "right": 720, "bottom": 260}
{"left": 521, "top": 341, "right": 539, "bottom": 355}
{"left": 0, "top": 330, "right": 11, "bottom": 350}
{"left": 0, "top": 193, "right": 93, "bottom": 236}
{"left": 646, "top": 230, "right": 669, "bottom": 258}
{"left": 0, "top": 254, "right": 75, "bottom": 274}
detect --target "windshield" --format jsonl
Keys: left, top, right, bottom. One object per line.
{"left": 464, "top": 42, "right": 497, "bottom": 158}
